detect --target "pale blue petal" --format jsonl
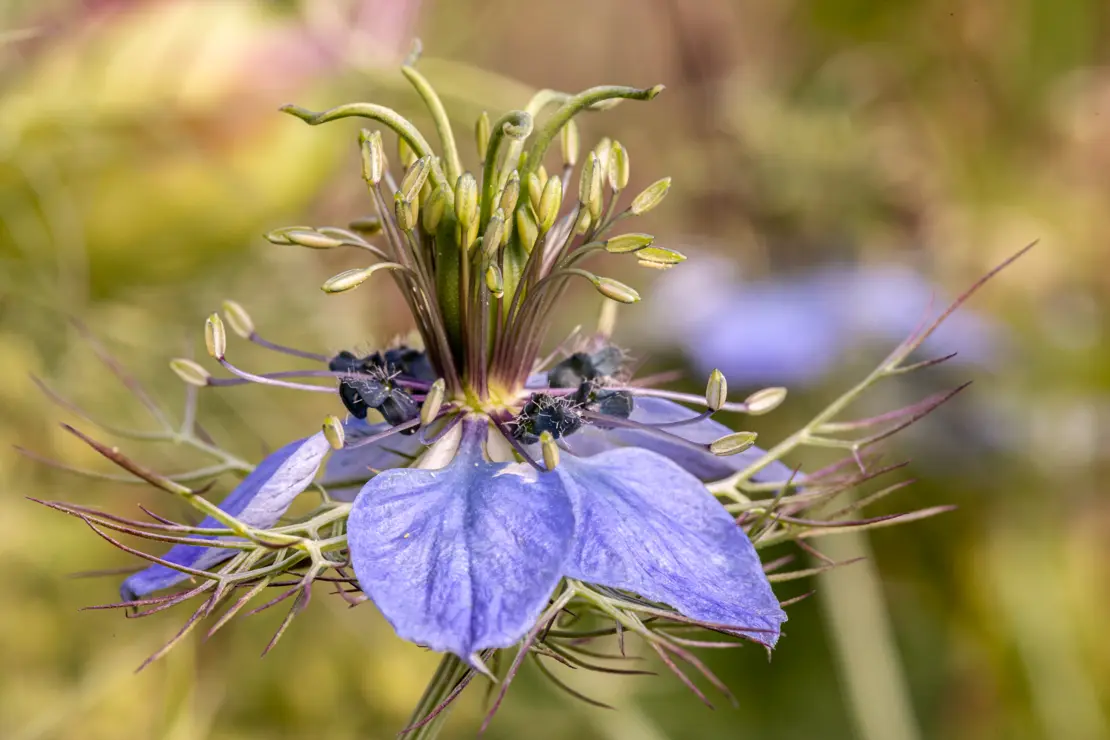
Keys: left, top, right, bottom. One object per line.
{"left": 558, "top": 448, "right": 786, "bottom": 646}
{"left": 321, "top": 418, "right": 426, "bottom": 502}
{"left": 601, "top": 397, "right": 798, "bottom": 484}
{"left": 121, "top": 432, "right": 331, "bottom": 600}
{"left": 348, "top": 420, "right": 574, "bottom": 660}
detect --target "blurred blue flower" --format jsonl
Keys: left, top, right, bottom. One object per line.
{"left": 645, "top": 256, "right": 1005, "bottom": 386}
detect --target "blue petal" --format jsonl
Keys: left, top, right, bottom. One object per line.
{"left": 565, "top": 397, "right": 798, "bottom": 484}
{"left": 348, "top": 420, "right": 574, "bottom": 660}
{"left": 121, "top": 432, "right": 331, "bottom": 600}
{"left": 321, "top": 418, "right": 426, "bottom": 502}
{"left": 558, "top": 448, "right": 786, "bottom": 646}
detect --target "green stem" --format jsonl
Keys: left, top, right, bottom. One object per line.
{"left": 404, "top": 653, "right": 472, "bottom": 740}
{"left": 280, "top": 103, "right": 449, "bottom": 192}
{"left": 402, "top": 65, "right": 463, "bottom": 185}
{"left": 519, "top": 85, "right": 664, "bottom": 179}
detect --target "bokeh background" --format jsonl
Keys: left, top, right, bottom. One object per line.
{"left": 2, "top": 1, "right": 1107, "bottom": 738}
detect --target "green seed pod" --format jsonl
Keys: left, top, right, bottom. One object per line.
{"left": 630, "top": 177, "right": 671, "bottom": 215}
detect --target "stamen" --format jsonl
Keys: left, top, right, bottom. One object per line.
{"left": 602, "top": 386, "right": 752, "bottom": 414}
{"left": 202, "top": 370, "right": 432, "bottom": 391}
{"left": 490, "top": 416, "right": 545, "bottom": 472}
{"left": 578, "top": 409, "right": 713, "bottom": 455}
{"left": 247, "top": 333, "right": 329, "bottom": 362}
{"left": 216, "top": 359, "right": 335, "bottom": 394}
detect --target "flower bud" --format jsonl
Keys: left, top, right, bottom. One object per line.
{"left": 527, "top": 172, "right": 544, "bottom": 214}
{"left": 394, "top": 193, "right": 418, "bottom": 232}
{"left": 420, "top": 378, "right": 446, "bottom": 426}
{"left": 705, "top": 369, "right": 727, "bottom": 412}
{"left": 608, "top": 141, "right": 629, "bottom": 191}
{"left": 205, "top": 313, "right": 226, "bottom": 360}
{"left": 221, "top": 300, "right": 254, "bottom": 339}
{"left": 515, "top": 206, "right": 538, "bottom": 254}
{"left": 400, "top": 156, "right": 432, "bottom": 203}
{"left": 594, "top": 277, "right": 640, "bottom": 304}
{"left": 454, "top": 172, "right": 478, "bottom": 230}
{"left": 485, "top": 263, "right": 504, "bottom": 298}
{"left": 360, "top": 129, "right": 385, "bottom": 185}
{"left": 631, "top": 177, "right": 671, "bottom": 215}
{"left": 538, "top": 176, "right": 563, "bottom": 233}
{"left": 348, "top": 216, "right": 383, "bottom": 236}
{"left": 475, "top": 111, "right": 491, "bottom": 160}
{"left": 605, "top": 233, "right": 655, "bottom": 253}
{"left": 283, "top": 230, "right": 344, "bottom": 249}
{"left": 422, "top": 187, "right": 447, "bottom": 232}
{"left": 744, "top": 387, "right": 787, "bottom": 415}
{"left": 323, "top": 415, "right": 345, "bottom": 450}
{"left": 540, "top": 431, "right": 560, "bottom": 471}
{"left": 710, "top": 431, "right": 758, "bottom": 456}
{"left": 170, "top": 358, "right": 210, "bottom": 387}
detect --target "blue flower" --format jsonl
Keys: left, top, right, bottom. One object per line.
{"left": 646, "top": 256, "right": 1006, "bottom": 386}
{"left": 55, "top": 65, "right": 802, "bottom": 722}
{"left": 347, "top": 417, "right": 784, "bottom": 662}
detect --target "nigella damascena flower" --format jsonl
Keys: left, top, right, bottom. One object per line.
{"left": 34, "top": 48, "right": 1030, "bottom": 735}
{"left": 645, "top": 255, "right": 1007, "bottom": 387}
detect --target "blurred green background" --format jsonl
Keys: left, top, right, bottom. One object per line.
{"left": 2, "top": 1, "right": 1107, "bottom": 738}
